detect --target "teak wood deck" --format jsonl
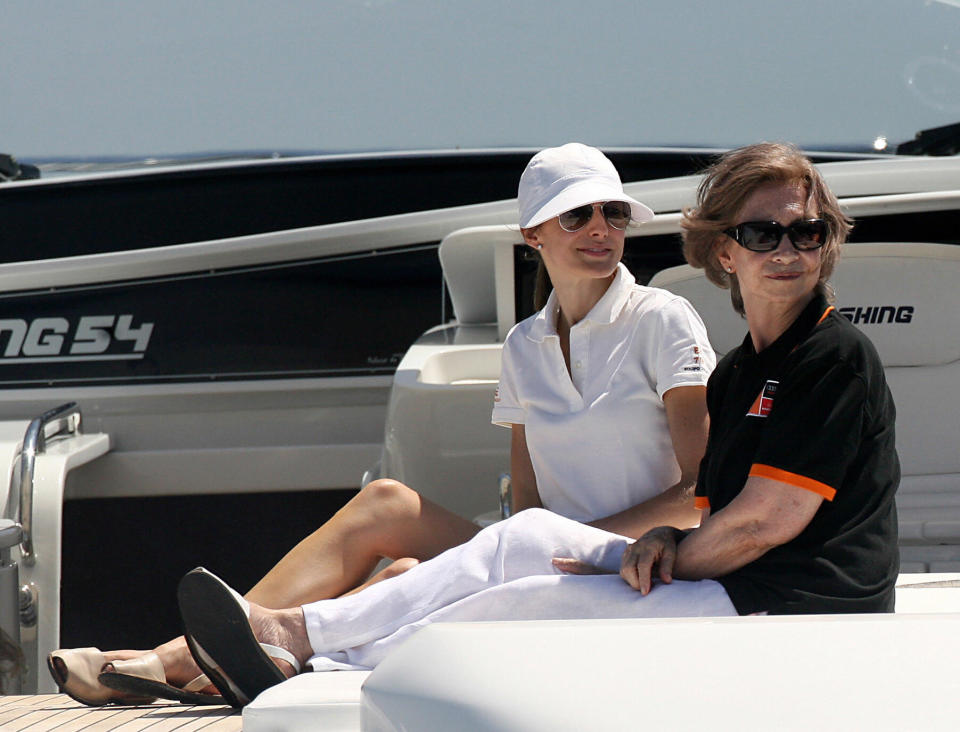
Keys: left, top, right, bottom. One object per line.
{"left": 0, "top": 693, "right": 241, "bottom": 731}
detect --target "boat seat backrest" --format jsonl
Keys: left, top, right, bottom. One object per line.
{"left": 650, "top": 242, "right": 960, "bottom": 571}
{"left": 439, "top": 226, "right": 523, "bottom": 325}
{"left": 438, "top": 231, "right": 499, "bottom": 325}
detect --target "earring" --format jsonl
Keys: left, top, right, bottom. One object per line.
{"left": 725, "top": 267, "right": 733, "bottom": 273}
{"left": 536, "top": 244, "right": 543, "bottom": 250}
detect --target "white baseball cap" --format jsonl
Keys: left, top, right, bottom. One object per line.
{"left": 518, "top": 143, "right": 654, "bottom": 229}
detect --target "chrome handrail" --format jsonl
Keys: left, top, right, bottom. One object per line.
{"left": 17, "top": 402, "right": 81, "bottom": 566}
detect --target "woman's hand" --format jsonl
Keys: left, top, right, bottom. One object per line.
{"left": 557, "top": 478, "right": 825, "bottom": 592}
{"left": 618, "top": 526, "right": 682, "bottom": 594}
{"left": 553, "top": 526, "right": 684, "bottom": 595}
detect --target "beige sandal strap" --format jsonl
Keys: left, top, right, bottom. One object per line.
{"left": 182, "top": 673, "right": 212, "bottom": 693}
{"left": 106, "top": 652, "right": 166, "bottom": 683}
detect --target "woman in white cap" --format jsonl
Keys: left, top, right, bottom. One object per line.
{"left": 501, "top": 143, "right": 712, "bottom": 527}
{"left": 49, "top": 144, "right": 715, "bottom": 706}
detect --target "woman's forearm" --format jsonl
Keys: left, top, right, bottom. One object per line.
{"left": 671, "top": 476, "right": 824, "bottom": 580}
{"left": 590, "top": 384, "right": 708, "bottom": 538}
{"left": 509, "top": 424, "right": 543, "bottom": 513}
{"left": 588, "top": 479, "right": 700, "bottom": 538}
{"left": 671, "top": 513, "right": 770, "bottom": 580}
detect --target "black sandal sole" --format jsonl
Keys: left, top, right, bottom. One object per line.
{"left": 177, "top": 568, "right": 287, "bottom": 708}
{"left": 98, "top": 670, "right": 226, "bottom": 706}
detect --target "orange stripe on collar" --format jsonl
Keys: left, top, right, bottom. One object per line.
{"left": 749, "top": 464, "right": 837, "bottom": 501}
{"left": 816, "top": 305, "right": 835, "bottom": 325}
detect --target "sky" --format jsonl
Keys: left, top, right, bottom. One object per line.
{"left": 1, "top": 0, "right": 959, "bottom": 160}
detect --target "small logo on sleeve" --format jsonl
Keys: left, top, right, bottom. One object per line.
{"left": 746, "top": 380, "right": 779, "bottom": 417}
{"left": 683, "top": 345, "right": 703, "bottom": 372}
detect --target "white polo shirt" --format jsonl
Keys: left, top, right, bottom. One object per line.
{"left": 491, "top": 263, "right": 715, "bottom": 522}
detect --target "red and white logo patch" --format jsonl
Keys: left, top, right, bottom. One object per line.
{"left": 746, "top": 380, "right": 779, "bottom": 417}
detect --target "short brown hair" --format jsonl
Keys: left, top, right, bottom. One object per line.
{"left": 680, "top": 142, "right": 852, "bottom": 315}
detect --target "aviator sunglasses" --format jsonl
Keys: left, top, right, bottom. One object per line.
{"left": 557, "top": 201, "right": 632, "bottom": 232}
{"left": 723, "top": 219, "right": 828, "bottom": 252}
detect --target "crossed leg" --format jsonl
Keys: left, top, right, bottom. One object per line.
{"left": 66, "top": 479, "right": 479, "bottom": 695}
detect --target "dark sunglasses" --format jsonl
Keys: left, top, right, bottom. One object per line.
{"left": 557, "top": 201, "right": 631, "bottom": 232}
{"left": 723, "top": 219, "right": 828, "bottom": 251}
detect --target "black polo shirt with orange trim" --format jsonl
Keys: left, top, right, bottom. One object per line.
{"left": 694, "top": 294, "right": 899, "bottom": 614}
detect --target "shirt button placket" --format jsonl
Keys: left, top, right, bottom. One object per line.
{"left": 571, "top": 325, "right": 588, "bottom": 397}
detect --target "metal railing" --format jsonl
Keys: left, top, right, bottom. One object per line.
{"left": 16, "top": 402, "right": 82, "bottom": 566}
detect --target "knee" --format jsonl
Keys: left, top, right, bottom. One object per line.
{"left": 508, "top": 507, "right": 556, "bottom": 527}
{"left": 496, "top": 507, "right": 562, "bottom": 539}
{"left": 355, "top": 479, "right": 421, "bottom": 522}
{"left": 381, "top": 557, "right": 419, "bottom": 579}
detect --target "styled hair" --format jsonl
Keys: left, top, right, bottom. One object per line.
{"left": 680, "top": 142, "right": 852, "bottom": 315}
{"left": 518, "top": 225, "right": 553, "bottom": 311}
{"left": 533, "top": 255, "right": 552, "bottom": 312}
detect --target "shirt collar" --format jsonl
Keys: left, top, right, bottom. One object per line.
{"left": 735, "top": 293, "right": 831, "bottom": 367}
{"left": 526, "top": 263, "right": 635, "bottom": 342}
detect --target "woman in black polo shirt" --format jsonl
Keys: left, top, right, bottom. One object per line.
{"left": 643, "top": 141, "right": 900, "bottom": 614}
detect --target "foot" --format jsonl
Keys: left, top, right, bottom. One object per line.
{"left": 152, "top": 637, "right": 214, "bottom": 692}
{"left": 178, "top": 567, "right": 308, "bottom": 707}
{"left": 247, "top": 602, "right": 313, "bottom": 677}
{"left": 99, "top": 639, "right": 213, "bottom": 694}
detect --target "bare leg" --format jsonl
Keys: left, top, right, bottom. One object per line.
{"left": 245, "top": 479, "right": 479, "bottom": 607}
{"left": 95, "top": 481, "right": 476, "bottom": 689}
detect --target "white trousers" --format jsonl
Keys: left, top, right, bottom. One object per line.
{"left": 303, "top": 509, "right": 736, "bottom": 671}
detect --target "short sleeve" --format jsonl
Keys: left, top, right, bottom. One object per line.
{"left": 491, "top": 329, "right": 526, "bottom": 428}
{"left": 654, "top": 296, "right": 716, "bottom": 399}
{"left": 750, "top": 360, "right": 867, "bottom": 501}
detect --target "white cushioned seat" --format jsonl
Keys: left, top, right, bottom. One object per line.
{"left": 242, "top": 670, "right": 369, "bottom": 732}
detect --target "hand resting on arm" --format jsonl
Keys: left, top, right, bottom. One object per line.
{"left": 556, "top": 474, "right": 823, "bottom": 594}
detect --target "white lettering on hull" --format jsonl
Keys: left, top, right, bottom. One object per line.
{"left": 0, "top": 315, "right": 154, "bottom": 364}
